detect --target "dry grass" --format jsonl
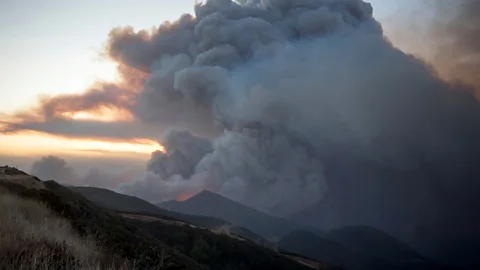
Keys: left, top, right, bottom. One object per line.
{"left": 0, "top": 166, "right": 45, "bottom": 190}
{"left": 0, "top": 188, "right": 133, "bottom": 270}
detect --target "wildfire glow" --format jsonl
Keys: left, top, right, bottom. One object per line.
{"left": 176, "top": 191, "right": 201, "bottom": 201}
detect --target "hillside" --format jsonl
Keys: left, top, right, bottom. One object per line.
{"left": 0, "top": 166, "right": 329, "bottom": 269}
{"left": 1, "top": 166, "right": 202, "bottom": 269}
{"left": 70, "top": 186, "right": 226, "bottom": 227}
{"left": 324, "top": 226, "right": 426, "bottom": 263}
{"left": 0, "top": 186, "right": 134, "bottom": 269}
{"left": 158, "top": 190, "right": 300, "bottom": 241}
{"left": 278, "top": 229, "right": 452, "bottom": 270}
{"left": 70, "top": 186, "right": 171, "bottom": 215}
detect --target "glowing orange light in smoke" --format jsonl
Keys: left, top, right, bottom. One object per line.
{"left": 176, "top": 191, "right": 201, "bottom": 201}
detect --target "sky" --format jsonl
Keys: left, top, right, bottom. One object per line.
{"left": 0, "top": 0, "right": 196, "bottom": 162}
{"left": 0, "top": 0, "right": 417, "bottom": 170}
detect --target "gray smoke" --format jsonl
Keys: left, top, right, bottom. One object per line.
{"left": 147, "top": 129, "right": 213, "bottom": 179}
{"left": 31, "top": 156, "right": 77, "bottom": 184}
{"left": 115, "top": 0, "right": 480, "bottom": 221}
{"left": 115, "top": 0, "right": 382, "bottom": 215}
{"left": 30, "top": 155, "right": 134, "bottom": 189}
{"left": 431, "top": 0, "right": 480, "bottom": 91}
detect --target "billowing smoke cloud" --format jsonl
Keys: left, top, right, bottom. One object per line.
{"left": 110, "top": 1, "right": 480, "bottom": 262}
{"left": 147, "top": 129, "right": 212, "bottom": 179}
{"left": 114, "top": 0, "right": 383, "bottom": 215}
{"left": 113, "top": 0, "right": 476, "bottom": 217}
{"left": 30, "top": 155, "right": 134, "bottom": 189}
{"left": 31, "top": 156, "right": 77, "bottom": 184}
{"left": 7, "top": 0, "right": 480, "bottom": 263}
{"left": 118, "top": 127, "right": 327, "bottom": 215}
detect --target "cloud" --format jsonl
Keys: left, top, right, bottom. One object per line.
{"left": 31, "top": 156, "right": 77, "bottom": 184}
{"left": 30, "top": 155, "right": 137, "bottom": 189}
{"left": 2, "top": 118, "right": 163, "bottom": 142}
{"left": 111, "top": 0, "right": 480, "bottom": 248}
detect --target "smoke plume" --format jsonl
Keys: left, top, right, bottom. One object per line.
{"left": 114, "top": 0, "right": 479, "bottom": 219}
{"left": 31, "top": 156, "right": 77, "bottom": 184}
{"left": 30, "top": 155, "right": 133, "bottom": 188}
{"left": 116, "top": 0, "right": 385, "bottom": 215}
{"left": 114, "top": 2, "right": 480, "bottom": 263}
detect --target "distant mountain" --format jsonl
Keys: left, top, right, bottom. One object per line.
{"left": 324, "top": 226, "right": 426, "bottom": 263}
{"left": 70, "top": 186, "right": 266, "bottom": 244}
{"left": 409, "top": 229, "right": 480, "bottom": 269}
{"left": 279, "top": 228, "right": 451, "bottom": 270}
{"left": 71, "top": 186, "right": 169, "bottom": 215}
{"left": 157, "top": 190, "right": 300, "bottom": 241}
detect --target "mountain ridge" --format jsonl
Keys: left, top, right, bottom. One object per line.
{"left": 70, "top": 186, "right": 268, "bottom": 244}
{"left": 157, "top": 189, "right": 302, "bottom": 241}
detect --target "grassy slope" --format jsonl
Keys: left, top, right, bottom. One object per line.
{"left": 128, "top": 217, "right": 314, "bottom": 270}
{"left": 0, "top": 188, "right": 133, "bottom": 270}
{"left": 1, "top": 178, "right": 203, "bottom": 270}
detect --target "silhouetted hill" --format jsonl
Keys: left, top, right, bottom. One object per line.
{"left": 70, "top": 186, "right": 169, "bottom": 214}
{"left": 279, "top": 228, "right": 452, "bottom": 270}
{"left": 409, "top": 230, "right": 480, "bottom": 269}
{"left": 0, "top": 166, "right": 328, "bottom": 270}
{"left": 158, "top": 190, "right": 300, "bottom": 240}
{"left": 325, "top": 226, "right": 425, "bottom": 263}
{"left": 70, "top": 186, "right": 266, "bottom": 244}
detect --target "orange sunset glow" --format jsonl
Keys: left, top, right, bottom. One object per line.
{"left": 61, "top": 107, "right": 134, "bottom": 122}
{"left": 0, "top": 131, "right": 163, "bottom": 157}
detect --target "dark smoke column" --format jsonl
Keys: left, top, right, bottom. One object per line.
{"left": 111, "top": 1, "right": 480, "bottom": 266}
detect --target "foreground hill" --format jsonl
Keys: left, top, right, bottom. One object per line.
{"left": 0, "top": 166, "right": 331, "bottom": 270}
{"left": 279, "top": 229, "right": 452, "bottom": 270}
{"left": 0, "top": 184, "right": 133, "bottom": 269}
{"left": 158, "top": 190, "right": 300, "bottom": 241}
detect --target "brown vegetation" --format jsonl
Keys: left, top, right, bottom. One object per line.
{"left": 0, "top": 188, "right": 133, "bottom": 269}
